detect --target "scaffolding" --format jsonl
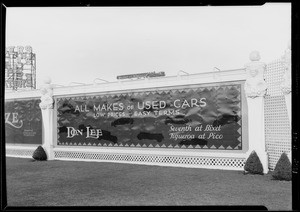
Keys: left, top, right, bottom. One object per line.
{"left": 5, "top": 46, "right": 36, "bottom": 91}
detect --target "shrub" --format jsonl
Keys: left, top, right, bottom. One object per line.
{"left": 244, "top": 151, "right": 264, "bottom": 175}
{"left": 32, "top": 146, "right": 47, "bottom": 161}
{"left": 272, "top": 152, "right": 292, "bottom": 181}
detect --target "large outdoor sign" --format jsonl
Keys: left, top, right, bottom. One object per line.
{"left": 5, "top": 99, "right": 42, "bottom": 144}
{"left": 5, "top": 46, "right": 36, "bottom": 91}
{"left": 57, "top": 83, "right": 243, "bottom": 150}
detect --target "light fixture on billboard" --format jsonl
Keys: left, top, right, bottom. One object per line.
{"left": 25, "top": 46, "right": 32, "bottom": 53}
{"left": 177, "top": 70, "right": 189, "bottom": 78}
{"left": 93, "top": 78, "right": 109, "bottom": 86}
{"left": 213, "top": 67, "right": 221, "bottom": 79}
{"left": 17, "top": 46, "right": 24, "bottom": 53}
{"left": 7, "top": 46, "right": 15, "bottom": 54}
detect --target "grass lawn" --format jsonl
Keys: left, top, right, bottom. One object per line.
{"left": 6, "top": 157, "right": 291, "bottom": 210}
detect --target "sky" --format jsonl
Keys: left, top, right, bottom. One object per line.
{"left": 6, "top": 3, "right": 291, "bottom": 88}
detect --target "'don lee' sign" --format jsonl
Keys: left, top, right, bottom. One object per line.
{"left": 57, "top": 83, "right": 243, "bottom": 150}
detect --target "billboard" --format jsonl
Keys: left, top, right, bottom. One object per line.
{"left": 5, "top": 99, "right": 42, "bottom": 144}
{"left": 57, "top": 83, "right": 243, "bottom": 150}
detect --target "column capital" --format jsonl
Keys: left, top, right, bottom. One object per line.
{"left": 244, "top": 51, "right": 268, "bottom": 98}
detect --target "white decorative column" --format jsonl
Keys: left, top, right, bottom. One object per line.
{"left": 280, "top": 40, "right": 292, "bottom": 162}
{"left": 39, "top": 77, "right": 55, "bottom": 160}
{"left": 244, "top": 51, "right": 269, "bottom": 174}
{"left": 280, "top": 41, "right": 291, "bottom": 125}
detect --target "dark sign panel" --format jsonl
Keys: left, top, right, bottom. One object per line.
{"left": 117, "top": 71, "right": 165, "bottom": 79}
{"left": 5, "top": 99, "right": 42, "bottom": 144}
{"left": 57, "top": 83, "right": 242, "bottom": 150}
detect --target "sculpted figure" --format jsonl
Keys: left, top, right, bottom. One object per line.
{"left": 280, "top": 41, "right": 291, "bottom": 95}
{"left": 40, "top": 77, "right": 54, "bottom": 109}
{"left": 244, "top": 51, "right": 267, "bottom": 98}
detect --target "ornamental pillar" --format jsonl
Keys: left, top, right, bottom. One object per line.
{"left": 39, "top": 77, "right": 55, "bottom": 160}
{"left": 244, "top": 51, "right": 269, "bottom": 174}
{"left": 280, "top": 41, "right": 291, "bottom": 124}
{"left": 280, "top": 40, "right": 292, "bottom": 161}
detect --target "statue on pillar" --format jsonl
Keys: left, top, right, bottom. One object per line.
{"left": 244, "top": 51, "right": 268, "bottom": 98}
{"left": 39, "top": 77, "right": 54, "bottom": 109}
{"left": 280, "top": 40, "right": 291, "bottom": 95}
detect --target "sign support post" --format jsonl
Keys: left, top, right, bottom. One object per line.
{"left": 39, "top": 77, "right": 54, "bottom": 160}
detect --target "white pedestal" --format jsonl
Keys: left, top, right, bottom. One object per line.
{"left": 41, "top": 108, "right": 54, "bottom": 160}
{"left": 246, "top": 97, "right": 269, "bottom": 174}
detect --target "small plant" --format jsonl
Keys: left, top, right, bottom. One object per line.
{"left": 32, "top": 146, "right": 47, "bottom": 161}
{"left": 272, "top": 152, "right": 292, "bottom": 181}
{"left": 244, "top": 151, "right": 264, "bottom": 175}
